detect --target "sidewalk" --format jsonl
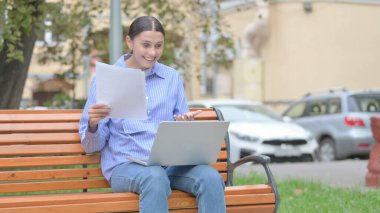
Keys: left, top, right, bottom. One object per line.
{"left": 234, "top": 159, "right": 371, "bottom": 189}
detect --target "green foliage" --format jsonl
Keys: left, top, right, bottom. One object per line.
{"left": 37, "top": 1, "right": 104, "bottom": 76}
{"left": 122, "top": 0, "right": 235, "bottom": 76}
{"left": 235, "top": 172, "right": 380, "bottom": 213}
{"left": 0, "top": 0, "right": 235, "bottom": 105}
{"left": 0, "top": 0, "right": 43, "bottom": 63}
{"left": 42, "top": 92, "right": 71, "bottom": 108}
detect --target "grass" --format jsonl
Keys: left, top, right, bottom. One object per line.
{"left": 234, "top": 172, "right": 380, "bottom": 213}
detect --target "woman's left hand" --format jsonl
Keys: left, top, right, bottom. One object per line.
{"left": 174, "top": 110, "right": 202, "bottom": 121}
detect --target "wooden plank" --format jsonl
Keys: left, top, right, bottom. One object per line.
{"left": 217, "top": 150, "right": 228, "bottom": 160}
{"left": 170, "top": 205, "right": 276, "bottom": 213}
{"left": 221, "top": 143, "right": 226, "bottom": 149}
{"left": 0, "top": 199, "right": 139, "bottom": 213}
{"left": 0, "top": 191, "right": 193, "bottom": 208}
{"left": 0, "top": 133, "right": 80, "bottom": 145}
{"left": 190, "top": 108, "right": 213, "bottom": 112}
{"left": 0, "top": 186, "right": 274, "bottom": 208}
{"left": 0, "top": 123, "right": 79, "bottom": 134}
{"left": 0, "top": 202, "right": 276, "bottom": 213}
{"left": 226, "top": 205, "right": 276, "bottom": 213}
{"left": 0, "top": 114, "right": 81, "bottom": 123}
{"left": 0, "top": 110, "right": 82, "bottom": 114}
{"left": 0, "top": 192, "right": 138, "bottom": 208}
{"left": 0, "top": 179, "right": 110, "bottom": 193}
{"left": 226, "top": 194, "right": 275, "bottom": 205}
{"left": 0, "top": 168, "right": 103, "bottom": 181}
{"left": 194, "top": 111, "right": 217, "bottom": 120}
{"left": 225, "top": 185, "right": 273, "bottom": 194}
{"left": 0, "top": 155, "right": 100, "bottom": 168}
{"left": 0, "top": 192, "right": 275, "bottom": 212}
{"left": 0, "top": 145, "right": 226, "bottom": 158}
{"left": 0, "top": 174, "right": 227, "bottom": 193}
{"left": 0, "top": 144, "right": 85, "bottom": 156}
{"left": 0, "top": 165, "right": 228, "bottom": 182}
{"left": 210, "top": 162, "right": 227, "bottom": 172}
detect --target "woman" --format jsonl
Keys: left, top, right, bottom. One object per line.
{"left": 79, "top": 16, "right": 226, "bottom": 213}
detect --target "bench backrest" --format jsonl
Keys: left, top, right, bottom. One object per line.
{"left": 0, "top": 108, "right": 230, "bottom": 195}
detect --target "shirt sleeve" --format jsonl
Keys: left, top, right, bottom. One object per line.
{"left": 79, "top": 76, "right": 110, "bottom": 153}
{"left": 173, "top": 73, "right": 189, "bottom": 118}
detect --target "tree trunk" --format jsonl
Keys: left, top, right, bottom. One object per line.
{"left": 0, "top": 4, "right": 40, "bottom": 109}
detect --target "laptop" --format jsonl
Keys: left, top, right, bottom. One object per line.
{"left": 127, "top": 121, "right": 230, "bottom": 166}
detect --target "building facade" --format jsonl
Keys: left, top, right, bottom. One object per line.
{"left": 23, "top": 0, "right": 380, "bottom": 112}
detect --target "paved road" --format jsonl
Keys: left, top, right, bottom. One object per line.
{"left": 234, "top": 159, "right": 371, "bottom": 189}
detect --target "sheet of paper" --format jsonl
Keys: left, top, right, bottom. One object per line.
{"left": 95, "top": 61, "right": 147, "bottom": 120}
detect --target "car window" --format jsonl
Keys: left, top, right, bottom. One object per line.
{"left": 327, "top": 98, "right": 341, "bottom": 114}
{"left": 305, "top": 100, "right": 327, "bottom": 116}
{"left": 284, "top": 102, "right": 306, "bottom": 118}
{"left": 215, "top": 105, "right": 282, "bottom": 122}
{"left": 348, "top": 94, "right": 380, "bottom": 112}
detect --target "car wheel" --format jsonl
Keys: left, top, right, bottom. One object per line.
{"left": 318, "top": 138, "right": 336, "bottom": 161}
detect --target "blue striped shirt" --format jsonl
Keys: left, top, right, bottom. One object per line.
{"left": 79, "top": 54, "right": 189, "bottom": 181}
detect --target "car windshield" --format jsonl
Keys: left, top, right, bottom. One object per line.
{"left": 348, "top": 93, "right": 380, "bottom": 112}
{"left": 214, "top": 104, "right": 283, "bottom": 122}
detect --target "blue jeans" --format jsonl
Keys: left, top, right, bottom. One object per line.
{"left": 110, "top": 162, "right": 226, "bottom": 213}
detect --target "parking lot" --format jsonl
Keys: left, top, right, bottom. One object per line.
{"left": 235, "top": 159, "right": 370, "bottom": 189}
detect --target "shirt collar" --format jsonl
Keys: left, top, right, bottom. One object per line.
{"left": 114, "top": 53, "right": 167, "bottom": 79}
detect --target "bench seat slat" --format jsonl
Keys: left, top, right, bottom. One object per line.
{"left": 169, "top": 205, "right": 276, "bottom": 213}
{"left": 0, "top": 203, "right": 276, "bottom": 213}
{"left": 218, "top": 150, "right": 227, "bottom": 160}
{"left": 0, "top": 144, "right": 228, "bottom": 159}
{"left": 225, "top": 205, "right": 276, "bottom": 213}
{"left": 226, "top": 194, "right": 275, "bottom": 205}
{"left": 0, "top": 163, "right": 227, "bottom": 181}
{"left": 0, "top": 168, "right": 103, "bottom": 181}
{"left": 0, "top": 186, "right": 274, "bottom": 209}
{"left": 0, "top": 133, "right": 80, "bottom": 145}
{"left": 0, "top": 144, "right": 85, "bottom": 156}
{"left": 193, "top": 111, "right": 217, "bottom": 120}
{"left": 0, "top": 123, "right": 78, "bottom": 134}
{"left": 0, "top": 114, "right": 82, "bottom": 123}
{"left": 0, "top": 174, "right": 228, "bottom": 193}
{"left": 0, "top": 155, "right": 225, "bottom": 171}
{"left": 0, "top": 179, "right": 110, "bottom": 193}
{"left": 0, "top": 185, "right": 273, "bottom": 207}
{"left": 0, "top": 155, "right": 100, "bottom": 168}
{"left": 0, "top": 110, "right": 82, "bottom": 114}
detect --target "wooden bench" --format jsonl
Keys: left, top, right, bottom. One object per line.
{"left": 0, "top": 108, "right": 279, "bottom": 212}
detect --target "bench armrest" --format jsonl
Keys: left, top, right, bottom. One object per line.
{"left": 229, "top": 154, "right": 280, "bottom": 213}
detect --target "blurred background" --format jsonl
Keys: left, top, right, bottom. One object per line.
{"left": 2, "top": 0, "right": 380, "bottom": 163}
{"left": 2, "top": 0, "right": 380, "bottom": 112}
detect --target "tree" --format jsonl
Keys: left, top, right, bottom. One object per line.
{"left": 0, "top": 1, "right": 44, "bottom": 109}
{"left": 0, "top": 0, "right": 234, "bottom": 109}
{"left": 0, "top": 0, "right": 102, "bottom": 109}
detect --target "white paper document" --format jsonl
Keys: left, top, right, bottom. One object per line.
{"left": 95, "top": 61, "right": 147, "bottom": 119}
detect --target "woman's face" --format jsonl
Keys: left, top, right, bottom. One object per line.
{"left": 126, "top": 31, "right": 164, "bottom": 70}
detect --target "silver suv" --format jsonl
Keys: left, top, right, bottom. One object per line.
{"left": 283, "top": 89, "right": 380, "bottom": 161}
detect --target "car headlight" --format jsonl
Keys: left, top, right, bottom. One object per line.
{"left": 230, "top": 132, "right": 260, "bottom": 142}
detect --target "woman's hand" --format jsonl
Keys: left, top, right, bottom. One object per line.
{"left": 174, "top": 110, "right": 202, "bottom": 121}
{"left": 88, "top": 103, "right": 111, "bottom": 132}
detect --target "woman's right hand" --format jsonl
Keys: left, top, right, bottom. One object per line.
{"left": 88, "top": 104, "right": 111, "bottom": 132}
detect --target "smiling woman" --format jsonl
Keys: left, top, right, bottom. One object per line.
{"left": 125, "top": 16, "right": 165, "bottom": 70}
{"left": 79, "top": 16, "right": 226, "bottom": 213}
